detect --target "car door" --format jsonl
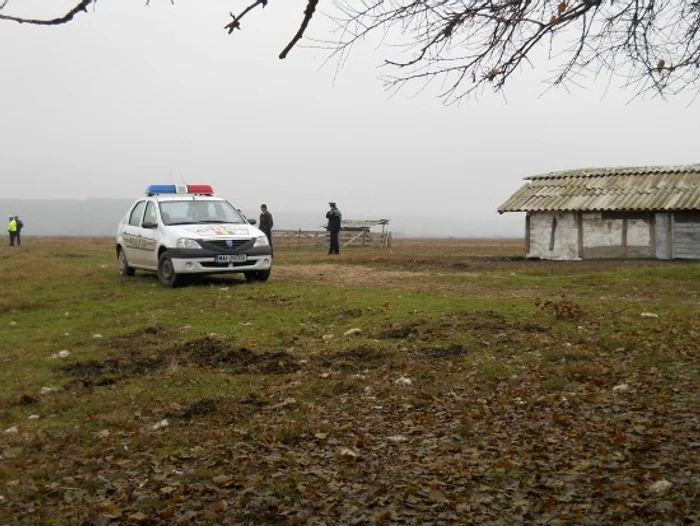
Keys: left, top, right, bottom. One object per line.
{"left": 122, "top": 201, "right": 146, "bottom": 266}
{"left": 139, "top": 200, "right": 160, "bottom": 269}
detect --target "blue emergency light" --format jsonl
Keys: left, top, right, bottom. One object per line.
{"left": 146, "top": 184, "right": 214, "bottom": 195}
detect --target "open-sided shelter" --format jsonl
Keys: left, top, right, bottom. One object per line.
{"left": 498, "top": 165, "right": 700, "bottom": 260}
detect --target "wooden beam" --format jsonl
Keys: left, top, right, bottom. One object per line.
{"left": 669, "top": 213, "right": 674, "bottom": 259}
{"left": 577, "top": 212, "right": 583, "bottom": 259}
{"left": 525, "top": 214, "right": 531, "bottom": 255}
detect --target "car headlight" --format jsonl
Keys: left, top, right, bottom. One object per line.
{"left": 254, "top": 236, "right": 269, "bottom": 247}
{"left": 176, "top": 238, "right": 202, "bottom": 249}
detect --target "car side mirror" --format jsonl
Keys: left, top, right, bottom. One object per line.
{"left": 142, "top": 221, "right": 158, "bottom": 229}
{"left": 247, "top": 218, "right": 257, "bottom": 225}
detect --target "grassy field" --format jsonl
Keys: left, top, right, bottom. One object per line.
{"left": 1, "top": 237, "right": 698, "bottom": 525}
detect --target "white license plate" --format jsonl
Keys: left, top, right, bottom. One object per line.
{"left": 216, "top": 254, "right": 247, "bottom": 263}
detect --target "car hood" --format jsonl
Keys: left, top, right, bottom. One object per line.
{"left": 168, "top": 224, "right": 262, "bottom": 240}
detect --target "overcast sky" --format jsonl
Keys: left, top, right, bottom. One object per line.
{"left": 1, "top": 0, "right": 698, "bottom": 236}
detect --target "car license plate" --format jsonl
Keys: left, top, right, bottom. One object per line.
{"left": 216, "top": 254, "right": 247, "bottom": 263}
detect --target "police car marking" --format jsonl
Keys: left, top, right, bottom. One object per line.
{"left": 184, "top": 225, "right": 250, "bottom": 236}
{"left": 123, "top": 233, "right": 156, "bottom": 251}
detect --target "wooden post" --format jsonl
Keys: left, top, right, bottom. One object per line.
{"left": 525, "top": 214, "right": 531, "bottom": 255}
{"left": 577, "top": 212, "right": 583, "bottom": 259}
{"left": 549, "top": 216, "right": 557, "bottom": 252}
{"left": 669, "top": 212, "right": 674, "bottom": 259}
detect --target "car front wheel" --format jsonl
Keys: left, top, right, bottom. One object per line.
{"left": 118, "top": 248, "right": 135, "bottom": 277}
{"left": 157, "top": 252, "right": 180, "bottom": 288}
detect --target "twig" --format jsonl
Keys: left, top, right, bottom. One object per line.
{"left": 0, "top": 0, "right": 93, "bottom": 25}
{"left": 225, "top": 0, "right": 268, "bottom": 34}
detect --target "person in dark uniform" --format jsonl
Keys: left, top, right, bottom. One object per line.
{"left": 326, "top": 202, "right": 342, "bottom": 255}
{"left": 259, "top": 204, "right": 273, "bottom": 255}
{"left": 14, "top": 216, "right": 24, "bottom": 247}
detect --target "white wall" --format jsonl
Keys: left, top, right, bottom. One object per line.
{"left": 527, "top": 212, "right": 580, "bottom": 260}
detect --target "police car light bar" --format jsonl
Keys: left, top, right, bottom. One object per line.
{"left": 146, "top": 184, "right": 214, "bottom": 195}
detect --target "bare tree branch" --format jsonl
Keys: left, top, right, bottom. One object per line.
{"left": 279, "top": 0, "right": 320, "bottom": 59}
{"left": 0, "top": 0, "right": 94, "bottom": 25}
{"left": 225, "top": 0, "right": 269, "bottom": 34}
{"left": 3, "top": 0, "right": 700, "bottom": 102}
{"left": 225, "top": 0, "right": 321, "bottom": 60}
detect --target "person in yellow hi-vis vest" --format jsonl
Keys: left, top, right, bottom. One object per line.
{"left": 7, "top": 215, "right": 17, "bottom": 247}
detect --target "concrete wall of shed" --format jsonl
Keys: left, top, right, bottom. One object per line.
{"left": 527, "top": 212, "right": 580, "bottom": 260}
{"left": 527, "top": 211, "right": 657, "bottom": 260}
{"left": 581, "top": 212, "right": 654, "bottom": 259}
{"left": 581, "top": 213, "right": 624, "bottom": 259}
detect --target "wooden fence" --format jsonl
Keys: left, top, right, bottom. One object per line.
{"left": 272, "top": 230, "right": 392, "bottom": 249}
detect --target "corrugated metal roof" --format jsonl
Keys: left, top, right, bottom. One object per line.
{"left": 498, "top": 164, "right": 700, "bottom": 213}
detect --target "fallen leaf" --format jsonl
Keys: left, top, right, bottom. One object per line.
{"left": 428, "top": 488, "right": 449, "bottom": 503}
{"left": 335, "top": 447, "right": 359, "bottom": 460}
{"left": 649, "top": 479, "right": 673, "bottom": 494}
{"left": 3, "top": 447, "right": 23, "bottom": 459}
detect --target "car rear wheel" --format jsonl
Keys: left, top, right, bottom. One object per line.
{"left": 158, "top": 252, "right": 180, "bottom": 288}
{"left": 244, "top": 269, "right": 271, "bottom": 283}
{"left": 118, "top": 248, "right": 135, "bottom": 277}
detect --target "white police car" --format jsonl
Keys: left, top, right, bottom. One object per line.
{"left": 116, "top": 184, "right": 272, "bottom": 287}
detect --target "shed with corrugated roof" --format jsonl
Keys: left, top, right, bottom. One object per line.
{"left": 498, "top": 165, "right": 700, "bottom": 260}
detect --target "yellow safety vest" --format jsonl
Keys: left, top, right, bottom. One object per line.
{"left": 8, "top": 219, "right": 17, "bottom": 233}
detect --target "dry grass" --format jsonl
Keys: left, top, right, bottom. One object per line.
{"left": 0, "top": 237, "right": 698, "bottom": 524}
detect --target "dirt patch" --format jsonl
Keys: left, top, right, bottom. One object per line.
{"left": 252, "top": 294, "right": 302, "bottom": 305}
{"left": 61, "top": 335, "right": 298, "bottom": 387}
{"left": 169, "top": 398, "right": 219, "bottom": 420}
{"left": 377, "top": 311, "right": 547, "bottom": 341}
{"left": 18, "top": 394, "right": 38, "bottom": 405}
{"left": 320, "top": 345, "right": 389, "bottom": 371}
{"left": 4, "top": 393, "right": 40, "bottom": 409}
{"left": 412, "top": 343, "right": 468, "bottom": 360}
{"left": 62, "top": 356, "right": 161, "bottom": 387}
{"left": 274, "top": 264, "right": 431, "bottom": 288}
{"left": 307, "top": 306, "right": 368, "bottom": 323}
{"left": 446, "top": 310, "right": 547, "bottom": 333}
{"left": 169, "top": 337, "right": 298, "bottom": 374}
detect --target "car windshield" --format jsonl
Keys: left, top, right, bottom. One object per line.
{"left": 158, "top": 200, "right": 247, "bottom": 226}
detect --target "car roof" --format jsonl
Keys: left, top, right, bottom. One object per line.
{"left": 147, "top": 195, "right": 226, "bottom": 203}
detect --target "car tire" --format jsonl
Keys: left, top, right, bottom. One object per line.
{"left": 244, "top": 269, "right": 271, "bottom": 283}
{"left": 118, "top": 248, "right": 135, "bottom": 277}
{"left": 157, "top": 252, "right": 180, "bottom": 288}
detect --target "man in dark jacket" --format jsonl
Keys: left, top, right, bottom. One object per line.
{"left": 14, "top": 216, "right": 24, "bottom": 247}
{"left": 259, "top": 204, "right": 273, "bottom": 255}
{"left": 326, "top": 202, "right": 342, "bottom": 255}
